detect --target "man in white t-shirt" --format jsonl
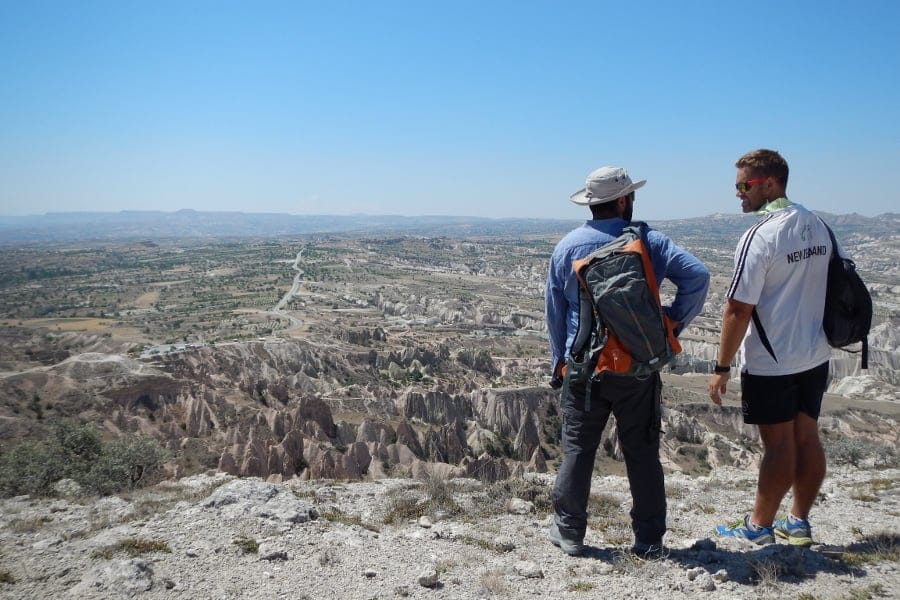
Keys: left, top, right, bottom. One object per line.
{"left": 708, "top": 149, "right": 832, "bottom": 547}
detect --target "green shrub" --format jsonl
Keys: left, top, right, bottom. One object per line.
{"left": 0, "top": 420, "right": 168, "bottom": 498}
{"left": 81, "top": 435, "right": 168, "bottom": 495}
{"left": 53, "top": 420, "right": 103, "bottom": 480}
{"left": 0, "top": 420, "right": 106, "bottom": 496}
{"left": 827, "top": 435, "right": 898, "bottom": 468}
{"left": 0, "top": 442, "right": 61, "bottom": 496}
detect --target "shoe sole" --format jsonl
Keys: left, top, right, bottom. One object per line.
{"left": 748, "top": 535, "right": 774, "bottom": 545}
{"left": 550, "top": 539, "right": 584, "bottom": 556}
{"left": 775, "top": 530, "right": 813, "bottom": 546}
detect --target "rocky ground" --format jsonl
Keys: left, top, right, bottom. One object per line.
{"left": 1, "top": 463, "right": 897, "bottom": 600}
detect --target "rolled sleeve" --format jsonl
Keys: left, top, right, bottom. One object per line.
{"left": 648, "top": 231, "right": 710, "bottom": 335}
{"left": 545, "top": 254, "right": 570, "bottom": 369}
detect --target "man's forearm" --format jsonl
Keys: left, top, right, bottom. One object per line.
{"left": 716, "top": 299, "right": 754, "bottom": 366}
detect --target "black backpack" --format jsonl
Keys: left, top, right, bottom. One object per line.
{"left": 820, "top": 220, "right": 872, "bottom": 369}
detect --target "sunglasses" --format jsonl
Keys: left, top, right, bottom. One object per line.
{"left": 735, "top": 177, "right": 768, "bottom": 193}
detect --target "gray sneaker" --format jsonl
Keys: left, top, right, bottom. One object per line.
{"left": 549, "top": 523, "right": 585, "bottom": 556}
{"left": 630, "top": 540, "right": 664, "bottom": 558}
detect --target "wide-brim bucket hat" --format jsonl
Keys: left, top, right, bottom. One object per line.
{"left": 569, "top": 166, "right": 646, "bottom": 206}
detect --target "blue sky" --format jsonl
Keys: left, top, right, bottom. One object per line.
{"left": 1, "top": 1, "right": 898, "bottom": 220}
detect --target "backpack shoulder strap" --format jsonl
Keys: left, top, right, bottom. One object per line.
{"left": 818, "top": 217, "right": 839, "bottom": 260}
{"left": 570, "top": 284, "right": 595, "bottom": 359}
{"left": 623, "top": 220, "right": 648, "bottom": 237}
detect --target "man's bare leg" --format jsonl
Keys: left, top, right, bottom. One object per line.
{"left": 751, "top": 421, "right": 796, "bottom": 527}
{"left": 789, "top": 411, "right": 826, "bottom": 519}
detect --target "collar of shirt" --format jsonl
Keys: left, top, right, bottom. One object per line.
{"left": 755, "top": 197, "right": 794, "bottom": 215}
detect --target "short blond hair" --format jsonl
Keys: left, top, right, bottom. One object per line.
{"left": 735, "top": 149, "right": 789, "bottom": 187}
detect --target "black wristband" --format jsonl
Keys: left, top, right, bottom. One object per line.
{"left": 714, "top": 364, "right": 731, "bottom": 373}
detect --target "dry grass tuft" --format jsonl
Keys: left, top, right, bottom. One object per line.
{"left": 318, "top": 547, "right": 340, "bottom": 567}
{"left": 91, "top": 537, "right": 171, "bottom": 559}
{"left": 841, "top": 531, "right": 900, "bottom": 567}
{"left": 320, "top": 508, "right": 380, "bottom": 532}
{"left": 844, "top": 583, "right": 886, "bottom": 600}
{"left": 477, "top": 569, "right": 509, "bottom": 597}
{"left": 586, "top": 492, "right": 630, "bottom": 543}
{"left": 567, "top": 580, "right": 595, "bottom": 592}
{"left": 457, "top": 534, "right": 515, "bottom": 554}
{"left": 120, "top": 537, "right": 171, "bottom": 556}
{"left": 747, "top": 557, "right": 780, "bottom": 588}
{"left": 381, "top": 491, "right": 426, "bottom": 525}
{"left": 7, "top": 515, "right": 53, "bottom": 533}
{"left": 232, "top": 534, "right": 258, "bottom": 554}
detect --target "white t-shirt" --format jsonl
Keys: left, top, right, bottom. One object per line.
{"left": 727, "top": 202, "right": 833, "bottom": 375}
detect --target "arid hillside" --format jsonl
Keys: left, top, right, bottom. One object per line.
{"left": 1, "top": 214, "right": 898, "bottom": 598}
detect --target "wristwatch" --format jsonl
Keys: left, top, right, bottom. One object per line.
{"left": 714, "top": 364, "right": 731, "bottom": 373}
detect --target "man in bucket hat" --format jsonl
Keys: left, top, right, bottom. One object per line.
{"left": 545, "top": 165, "right": 709, "bottom": 556}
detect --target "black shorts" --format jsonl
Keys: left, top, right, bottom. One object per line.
{"left": 740, "top": 361, "right": 829, "bottom": 425}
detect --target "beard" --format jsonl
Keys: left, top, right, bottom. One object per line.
{"left": 623, "top": 199, "right": 634, "bottom": 222}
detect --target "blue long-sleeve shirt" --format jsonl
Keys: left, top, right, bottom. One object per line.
{"left": 545, "top": 218, "right": 710, "bottom": 370}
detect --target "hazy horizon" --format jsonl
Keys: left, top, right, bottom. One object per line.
{"left": 2, "top": 207, "right": 895, "bottom": 221}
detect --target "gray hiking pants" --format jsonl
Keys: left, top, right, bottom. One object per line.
{"left": 551, "top": 372, "right": 665, "bottom": 546}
